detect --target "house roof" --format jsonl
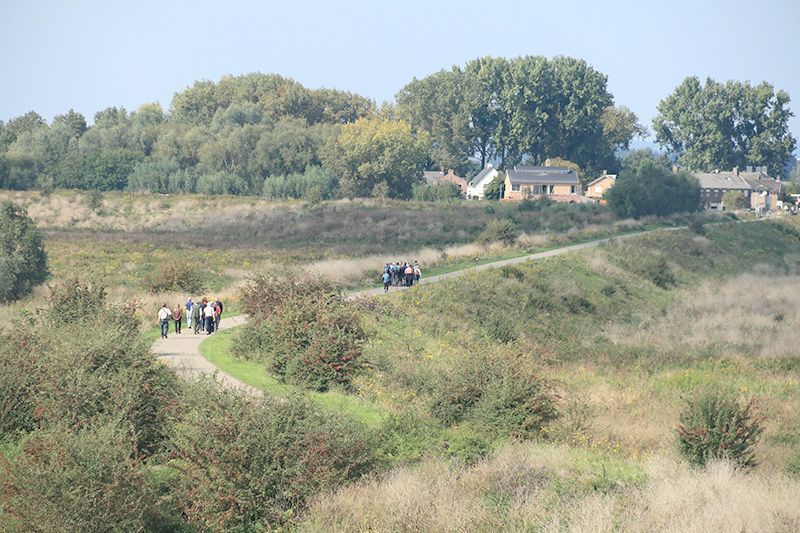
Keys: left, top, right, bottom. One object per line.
{"left": 468, "top": 167, "right": 497, "bottom": 187}
{"left": 423, "top": 170, "right": 444, "bottom": 184}
{"left": 693, "top": 170, "right": 780, "bottom": 192}
{"left": 586, "top": 174, "right": 616, "bottom": 188}
{"left": 506, "top": 166, "right": 579, "bottom": 185}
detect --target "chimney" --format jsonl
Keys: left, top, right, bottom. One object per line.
{"left": 447, "top": 169, "right": 454, "bottom": 176}
{"left": 746, "top": 165, "right": 753, "bottom": 172}
{"left": 544, "top": 158, "right": 552, "bottom": 167}
{"left": 733, "top": 166, "right": 739, "bottom": 176}
{"left": 671, "top": 165, "right": 679, "bottom": 174}
{"left": 487, "top": 163, "right": 493, "bottom": 169}
{"left": 602, "top": 169, "right": 607, "bottom": 176}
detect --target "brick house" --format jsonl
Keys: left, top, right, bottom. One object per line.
{"left": 423, "top": 169, "right": 468, "bottom": 195}
{"left": 693, "top": 166, "right": 781, "bottom": 211}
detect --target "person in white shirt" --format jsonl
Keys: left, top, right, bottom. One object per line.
{"left": 157, "top": 304, "right": 171, "bottom": 339}
{"left": 203, "top": 301, "right": 216, "bottom": 335}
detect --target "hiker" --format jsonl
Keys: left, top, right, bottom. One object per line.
{"left": 382, "top": 270, "right": 392, "bottom": 292}
{"left": 404, "top": 263, "right": 415, "bottom": 286}
{"left": 214, "top": 299, "right": 223, "bottom": 331}
{"left": 185, "top": 297, "right": 193, "bottom": 329}
{"left": 158, "top": 304, "right": 171, "bottom": 339}
{"left": 203, "top": 300, "right": 216, "bottom": 334}
{"left": 191, "top": 299, "right": 203, "bottom": 334}
{"left": 172, "top": 304, "right": 183, "bottom": 334}
{"left": 414, "top": 262, "right": 421, "bottom": 283}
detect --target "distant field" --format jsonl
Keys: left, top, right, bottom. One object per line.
{"left": 5, "top": 189, "right": 706, "bottom": 314}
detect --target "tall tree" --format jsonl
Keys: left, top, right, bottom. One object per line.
{"left": 322, "top": 117, "right": 430, "bottom": 198}
{"left": 653, "top": 77, "right": 796, "bottom": 174}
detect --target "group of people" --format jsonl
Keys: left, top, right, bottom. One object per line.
{"left": 381, "top": 261, "right": 422, "bottom": 292}
{"left": 158, "top": 297, "right": 224, "bottom": 339}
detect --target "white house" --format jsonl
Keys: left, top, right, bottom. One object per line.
{"left": 466, "top": 164, "right": 499, "bottom": 199}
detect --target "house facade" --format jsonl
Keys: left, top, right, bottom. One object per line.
{"left": 584, "top": 172, "right": 616, "bottom": 201}
{"left": 503, "top": 165, "right": 581, "bottom": 201}
{"left": 693, "top": 167, "right": 780, "bottom": 212}
{"left": 466, "top": 165, "right": 499, "bottom": 199}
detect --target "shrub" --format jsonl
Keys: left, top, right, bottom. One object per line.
{"left": 483, "top": 174, "right": 505, "bottom": 200}
{"left": 688, "top": 216, "right": 706, "bottom": 235}
{"left": 478, "top": 218, "right": 519, "bottom": 245}
{"left": 0, "top": 421, "right": 160, "bottom": 532}
{"left": 639, "top": 256, "right": 675, "bottom": 289}
{"left": 234, "top": 274, "right": 368, "bottom": 391}
{"left": 145, "top": 263, "right": 204, "bottom": 294}
{"left": 677, "top": 390, "right": 764, "bottom": 468}
{"left": 0, "top": 200, "right": 48, "bottom": 302}
{"left": 262, "top": 166, "right": 338, "bottom": 200}
{"left": 165, "top": 382, "right": 376, "bottom": 530}
{"left": 500, "top": 265, "right": 525, "bottom": 281}
{"left": 429, "top": 350, "right": 557, "bottom": 439}
{"left": 412, "top": 181, "right": 461, "bottom": 201}
{"left": 85, "top": 189, "right": 103, "bottom": 211}
{"left": 0, "top": 281, "right": 178, "bottom": 454}
{"left": 606, "top": 159, "right": 700, "bottom": 218}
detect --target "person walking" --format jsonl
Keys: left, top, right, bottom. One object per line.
{"left": 382, "top": 270, "right": 392, "bottom": 293}
{"left": 203, "top": 300, "right": 216, "bottom": 334}
{"left": 414, "top": 262, "right": 421, "bottom": 284}
{"left": 191, "top": 299, "right": 203, "bottom": 334}
{"left": 404, "top": 263, "right": 415, "bottom": 287}
{"left": 214, "top": 299, "right": 223, "bottom": 331}
{"left": 172, "top": 304, "right": 183, "bottom": 334}
{"left": 158, "top": 304, "right": 171, "bottom": 339}
{"left": 185, "top": 297, "right": 193, "bottom": 330}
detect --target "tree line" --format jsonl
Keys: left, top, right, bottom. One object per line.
{"left": 0, "top": 60, "right": 795, "bottom": 200}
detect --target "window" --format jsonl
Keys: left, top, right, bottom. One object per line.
{"left": 549, "top": 185, "right": 555, "bottom": 194}
{"left": 594, "top": 185, "right": 602, "bottom": 193}
{"left": 571, "top": 185, "right": 576, "bottom": 194}
{"left": 511, "top": 184, "right": 520, "bottom": 192}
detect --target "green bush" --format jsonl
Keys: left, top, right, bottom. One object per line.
{"left": 477, "top": 218, "right": 519, "bottom": 245}
{"left": 0, "top": 200, "right": 48, "bottom": 302}
{"left": 165, "top": 382, "right": 376, "bottom": 530}
{"left": 234, "top": 274, "right": 368, "bottom": 391}
{"left": 262, "top": 166, "right": 338, "bottom": 200}
{"left": 606, "top": 159, "right": 700, "bottom": 218}
{"left": 0, "top": 281, "right": 178, "bottom": 454}
{"left": 0, "top": 421, "right": 161, "bottom": 532}
{"left": 412, "top": 181, "right": 461, "bottom": 201}
{"left": 639, "top": 256, "right": 675, "bottom": 289}
{"left": 145, "top": 262, "right": 204, "bottom": 294}
{"left": 676, "top": 390, "right": 764, "bottom": 468}
{"left": 429, "top": 350, "right": 557, "bottom": 439}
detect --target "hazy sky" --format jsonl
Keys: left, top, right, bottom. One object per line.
{"left": 2, "top": 0, "right": 798, "bottom": 146}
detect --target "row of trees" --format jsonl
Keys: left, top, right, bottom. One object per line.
{"left": 0, "top": 64, "right": 796, "bottom": 199}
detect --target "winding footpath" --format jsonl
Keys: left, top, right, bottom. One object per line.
{"left": 152, "top": 227, "right": 681, "bottom": 395}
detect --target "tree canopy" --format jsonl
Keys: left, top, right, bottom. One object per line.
{"left": 0, "top": 200, "right": 48, "bottom": 301}
{"left": 653, "top": 77, "right": 796, "bottom": 175}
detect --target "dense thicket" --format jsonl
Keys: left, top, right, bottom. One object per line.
{"left": 0, "top": 200, "right": 48, "bottom": 301}
{"left": 606, "top": 156, "right": 700, "bottom": 218}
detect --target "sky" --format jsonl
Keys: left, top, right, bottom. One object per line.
{"left": 2, "top": 0, "right": 799, "bottom": 149}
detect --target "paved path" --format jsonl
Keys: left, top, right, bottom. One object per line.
{"left": 152, "top": 227, "right": 682, "bottom": 394}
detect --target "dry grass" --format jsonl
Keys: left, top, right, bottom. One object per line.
{"left": 606, "top": 270, "right": 800, "bottom": 358}
{"left": 303, "top": 443, "right": 800, "bottom": 532}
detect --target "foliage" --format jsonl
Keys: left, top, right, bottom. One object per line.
{"left": 322, "top": 117, "right": 430, "bottom": 198}
{"left": 0, "top": 421, "right": 161, "bottom": 532}
{"left": 428, "top": 350, "right": 557, "bottom": 439}
{"left": 654, "top": 76, "right": 797, "bottom": 174}
{"left": 0, "top": 281, "right": 178, "bottom": 454}
{"left": 412, "top": 181, "right": 461, "bottom": 201}
{"left": 677, "top": 390, "right": 764, "bottom": 468}
{"left": 0, "top": 200, "right": 48, "bottom": 301}
{"left": 483, "top": 173, "right": 505, "bottom": 199}
{"left": 397, "top": 55, "right": 642, "bottom": 175}
{"left": 477, "top": 218, "right": 519, "bottom": 245}
{"left": 606, "top": 159, "right": 700, "bottom": 218}
{"left": 165, "top": 382, "right": 376, "bottom": 530}
{"left": 234, "top": 274, "right": 368, "bottom": 391}
{"left": 722, "top": 189, "right": 746, "bottom": 210}
{"left": 262, "top": 165, "right": 338, "bottom": 200}
{"left": 144, "top": 262, "right": 204, "bottom": 294}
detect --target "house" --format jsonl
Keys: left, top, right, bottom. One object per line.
{"left": 584, "top": 171, "right": 616, "bottom": 201}
{"left": 503, "top": 165, "right": 581, "bottom": 201}
{"left": 693, "top": 166, "right": 780, "bottom": 211}
{"left": 466, "top": 164, "right": 499, "bottom": 199}
{"left": 423, "top": 169, "right": 468, "bottom": 195}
